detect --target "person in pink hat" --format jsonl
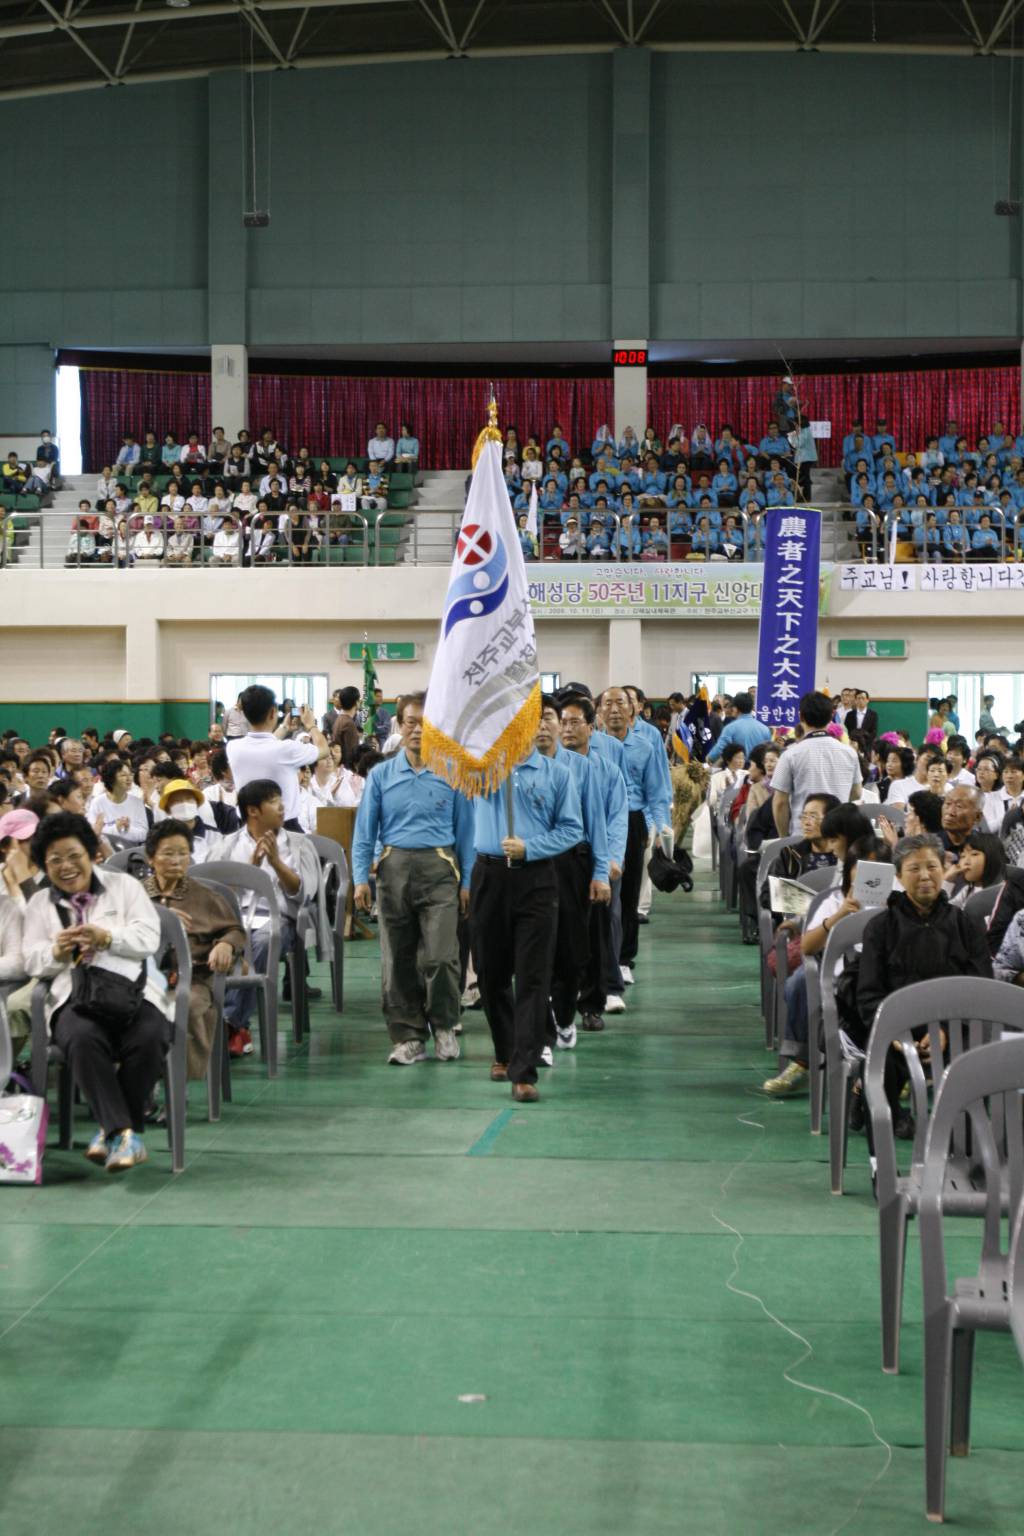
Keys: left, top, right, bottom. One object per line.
{"left": 0, "top": 807, "right": 41, "bottom": 905}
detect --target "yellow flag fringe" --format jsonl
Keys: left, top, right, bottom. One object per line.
{"left": 421, "top": 683, "right": 541, "bottom": 798}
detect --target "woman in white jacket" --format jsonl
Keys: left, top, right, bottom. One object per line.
{"left": 22, "top": 812, "right": 169, "bottom": 1173}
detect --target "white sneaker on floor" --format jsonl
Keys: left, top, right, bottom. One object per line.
{"left": 433, "top": 1028, "right": 461, "bottom": 1061}
{"left": 461, "top": 983, "right": 481, "bottom": 1008}
{"left": 539, "top": 1045, "right": 554, "bottom": 1067}
{"left": 388, "top": 1040, "right": 428, "bottom": 1065}
{"left": 619, "top": 966, "right": 634, "bottom": 986}
{"left": 555, "top": 1022, "right": 577, "bottom": 1050}
{"left": 604, "top": 994, "right": 626, "bottom": 1014}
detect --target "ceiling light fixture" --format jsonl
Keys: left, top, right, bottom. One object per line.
{"left": 167, "top": 0, "right": 191, "bottom": 9}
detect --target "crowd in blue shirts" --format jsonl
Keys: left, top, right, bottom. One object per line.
{"left": 844, "top": 415, "right": 1024, "bottom": 561}
{"left": 501, "top": 417, "right": 801, "bottom": 564}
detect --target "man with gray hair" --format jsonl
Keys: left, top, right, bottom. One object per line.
{"left": 940, "top": 783, "right": 984, "bottom": 862}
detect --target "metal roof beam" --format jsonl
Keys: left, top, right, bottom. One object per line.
{"left": 35, "top": 0, "right": 120, "bottom": 83}
{"left": 983, "top": 0, "right": 1024, "bottom": 51}
{"left": 237, "top": 0, "right": 291, "bottom": 67}
{"left": 807, "top": 0, "right": 843, "bottom": 45}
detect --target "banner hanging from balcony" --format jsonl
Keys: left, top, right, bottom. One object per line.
{"left": 755, "top": 509, "right": 822, "bottom": 729}
{"left": 525, "top": 562, "right": 832, "bottom": 620}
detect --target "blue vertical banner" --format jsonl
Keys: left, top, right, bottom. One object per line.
{"left": 755, "top": 508, "right": 821, "bottom": 729}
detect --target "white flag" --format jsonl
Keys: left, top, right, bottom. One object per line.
{"left": 526, "top": 481, "right": 538, "bottom": 539}
{"left": 422, "top": 428, "right": 539, "bottom": 797}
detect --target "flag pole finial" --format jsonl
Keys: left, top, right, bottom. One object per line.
{"left": 472, "top": 395, "right": 502, "bottom": 466}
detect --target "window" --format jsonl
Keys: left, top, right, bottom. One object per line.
{"left": 211, "top": 672, "right": 329, "bottom": 723}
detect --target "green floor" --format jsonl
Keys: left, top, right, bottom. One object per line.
{"left": 2, "top": 872, "right": 1022, "bottom": 1534}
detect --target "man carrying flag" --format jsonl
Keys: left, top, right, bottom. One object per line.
{"left": 423, "top": 402, "right": 583, "bottom": 1103}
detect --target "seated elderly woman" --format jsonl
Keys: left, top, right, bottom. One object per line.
{"left": 21, "top": 812, "right": 170, "bottom": 1173}
{"left": 142, "top": 820, "right": 244, "bottom": 1081}
{"left": 856, "top": 832, "right": 992, "bottom": 1139}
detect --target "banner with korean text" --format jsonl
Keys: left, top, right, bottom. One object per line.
{"left": 755, "top": 509, "right": 822, "bottom": 729}
{"left": 526, "top": 563, "right": 833, "bottom": 620}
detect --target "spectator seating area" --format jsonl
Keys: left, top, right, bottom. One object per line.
{"left": 695, "top": 685, "right": 1024, "bottom": 1522}
{"left": 6, "top": 403, "right": 1024, "bottom": 570}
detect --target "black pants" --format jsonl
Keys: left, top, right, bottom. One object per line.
{"left": 579, "top": 893, "right": 613, "bottom": 1014}
{"left": 52, "top": 998, "right": 170, "bottom": 1137}
{"left": 797, "top": 462, "right": 814, "bottom": 501}
{"left": 619, "top": 810, "right": 649, "bottom": 966}
{"left": 470, "top": 856, "right": 558, "bottom": 1084}
{"left": 737, "top": 854, "right": 759, "bottom": 939}
{"left": 549, "top": 843, "right": 591, "bottom": 1033}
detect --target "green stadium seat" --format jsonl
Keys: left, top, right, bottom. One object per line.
{"left": 388, "top": 472, "right": 413, "bottom": 490}
{"left": 387, "top": 490, "right": 414, "bottom": 509}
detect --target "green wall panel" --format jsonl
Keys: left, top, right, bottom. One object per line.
{"left": 0, "top": 52, "right": 1019, "bottom": 350}
{"left": 0, "top": 701, "right": 209, "bottom": 745}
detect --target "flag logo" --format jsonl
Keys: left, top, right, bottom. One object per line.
{"left": 443, "top": 529, "right": 509, "bottom": 637}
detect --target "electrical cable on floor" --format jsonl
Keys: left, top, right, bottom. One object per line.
{"left": 708, "top": 1095, "right": 893, "bottom": 1536}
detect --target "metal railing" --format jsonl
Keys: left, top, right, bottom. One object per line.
{"left": 837, "top": 505, "right": 1023, "bottom": 565}
{"left": 0, "top": 511, "right": 374, "bottom": 570}
{"left": 4, "top": 503, "right": 1020, "bottom": 571}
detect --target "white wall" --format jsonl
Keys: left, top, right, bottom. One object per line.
{"left": 1, "top": 567, "right": 1023, "bottom": 705}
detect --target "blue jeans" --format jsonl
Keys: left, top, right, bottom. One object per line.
{"left": 781, "top": 967, "right": 809, "bottom": 1062}
{"left": 223, "top": 916, "right": 296, "bottom": 1030}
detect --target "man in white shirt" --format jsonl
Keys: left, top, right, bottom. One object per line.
{"left": 367, "top": 423, "right": 395, "bottom": 463}
{"left": 772, "top": 691, "right": 863, "bottom": 835}
{"left": 207, "top": 778, "right": 318, "bottom": 1051}
{"left": 226, "top": 684, "right": 328, "bottom": 831}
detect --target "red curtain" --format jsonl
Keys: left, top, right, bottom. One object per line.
{"left": 80, "top": 369, "right": 211, "bottom": 473}
{"left": 246, "top": 375, "right": 613, "bottom": 470}
{"left": 648, "top": 368, "right": 1020, "bottom": 468}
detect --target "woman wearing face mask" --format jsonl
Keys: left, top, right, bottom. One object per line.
{"left": 142, "top": 820, "right": 244, "bottom": 1082}
{"left": 156, "top": 779, "right": 216, "bottom": 862}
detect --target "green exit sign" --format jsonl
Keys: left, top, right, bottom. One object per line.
{"left": 347, "top": 642, "right": 418, "bottom": 662}
{"left": 830, "top": 639, "right": 908, "bottom": 659}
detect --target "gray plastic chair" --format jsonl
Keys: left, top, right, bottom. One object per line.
{"left": 0, "top": 993, "right": 12, "bottom": 1092}
{"left": 307, "top": 832, "right": 350, "bottom": 1014}
{"left": 1009, "top": 1187, "right": 1024, "bottom": 1367}
{"left": 186, "top": 875, "right": 239, "bottom": 1120}
{"left": 27, "top": 907, "right": 190, "bottom": 1173}
{"left": 918, "top": 1035, "right": 1024, "bottom": 1523}
{"left": 799, "top": 865, "right": 841, "bottom": 894}
{"left": 755, "top": 835, "right": 806, "bottom": 1049}
{"left": 860, "top": 802, "right": 906, "bottom": 831}
{"left": 819, "top": 908, "right": 878, "bottom": 1195}
{"left": 102, "top": 847, "right": 148, "bottom": 876}
{"left": 964, "top": 883, "right": 1003, "bottom": 923}
{"left": 190, "top": 862, "right": 285, "bottom": 1077}
{"left": 716, "top": 786, "right": 740, "bottom": 908}
{"left": 798, "top": 885, "right": 844, "bottom": 1136}
{"left": 865, "top": 977, "right": 1024, "bottom": 1375}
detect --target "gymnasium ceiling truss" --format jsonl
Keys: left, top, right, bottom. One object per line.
{"left": 2, "top": 0, "right": 1024, "bottom": 100}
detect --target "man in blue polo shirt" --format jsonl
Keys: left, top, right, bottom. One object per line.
{"left": 353, "top": 692, "right": 474, "bottom": 1066}
{"left": 470, "top": 740, "right": 583, "bottom": 1102}
{"left": 534, "top": 695, "right": 610, "bottom": 1053}
{"left": 707, "top": 690, "right": 771, "bottom": 763}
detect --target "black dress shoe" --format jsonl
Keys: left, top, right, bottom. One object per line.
{"left": 637, "top": 913, "right": 650, "bottom": 925}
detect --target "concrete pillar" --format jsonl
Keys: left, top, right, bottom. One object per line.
{"left": 613, "top": 342, "right": 648, "bottom": 442}
{"left": 607, "top": 619, "right": 644, "bottom": 685}
{"left": 211, "top": 344, "right": 249, "bottom": 441}
{"left": 125, "top": 615, "right": 159, "bottom": 699}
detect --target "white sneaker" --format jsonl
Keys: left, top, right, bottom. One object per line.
{"left": 433, "top": 1028, "right": 461, "bottom": 1062}
{"left": 555, "top": 1022, "right": 577, "bottom": 1050}
{"left": 620, "top": 966, "right": 634, "bottom": 986}
{"left": 539, "top": 1045, "right": 554, "bottom": 1067}
{"left": 604, "top": 994, "right": 626, "bottom": 1014}
{"left": 461, "top": 983, "right": 481, "bottom": 1008}
{"left": 388, "top": 1040, "right": 427, "bottom": 1065}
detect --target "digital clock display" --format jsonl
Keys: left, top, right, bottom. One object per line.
{"left": 612, "top": 348, "right": 648, "bottom": 367}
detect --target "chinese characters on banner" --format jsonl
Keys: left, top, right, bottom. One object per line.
{"left": 756, "top": 510, "right": 822, "bottom": 729}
